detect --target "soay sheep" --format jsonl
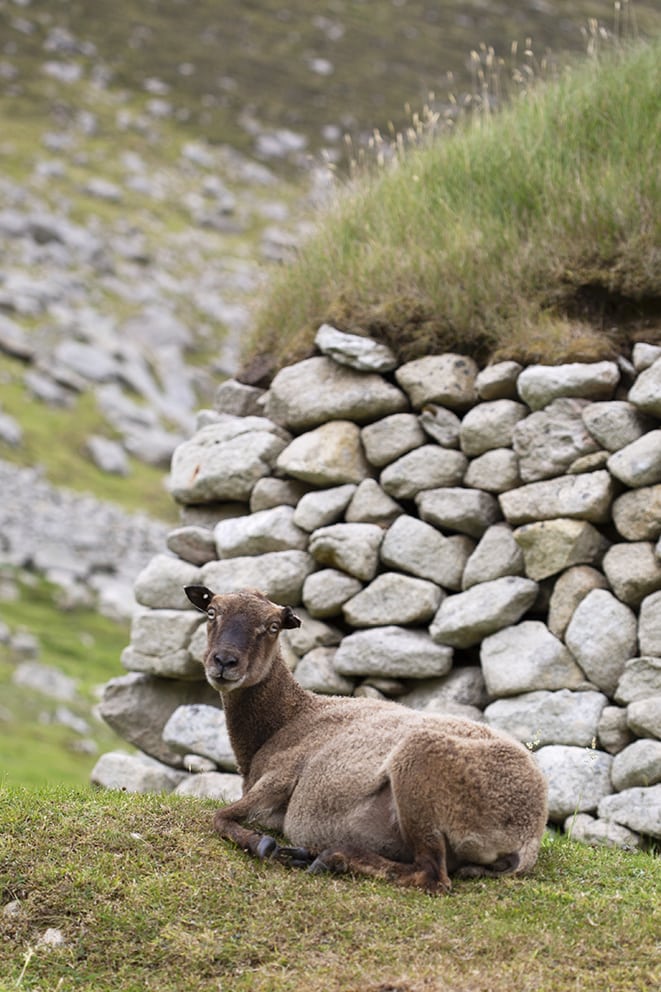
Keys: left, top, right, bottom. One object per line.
{"left": 185, "top": 585, "right": 548, "bottom": 894}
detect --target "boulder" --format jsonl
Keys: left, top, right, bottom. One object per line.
{"left": 516, "top": 361, "right": 619, "bottom": 410}
{"left": 547, "top": 565, "right": 609, "bottom": 638}
{"left": 302, "top": 568, "right": 363, "bottom": 618}
{"left": 484, "top": 689, "right": 608, "bottom": 747}
{"left": 395, "top": 353, "right": 479, "bottom": 410}
{"left": 398, "top": 665, "right": 488, "bottom": 712}
{"left": 214, "top": 378, "right": 265, "bottom": 417}
{"left": 343, "top": 573, "right": 442, "bottom": 627}
{"left": 294, "top": 647, "right": 355, "bottom": 695}
{"left": 462, "top": 523, "right": 524, "bottom": 590}
{"left": 345, "top": 479, "right": 403, "bottom": 526}
{"left": 250, "top": 477, "right": 308, "bottom": 512}
{"left": 481, "top": 622, "right": 588, "bottom": 698}
{"left": 598, "top": 784, "right": 661, "bottom": 838}
{"left": 459, "top": 399, "right": 527, "bottom": 456}
{"left": 602, "top": 542, "right": 661, "bottom": 606}
{"left": 416, "top": 487, "right": 501, "bottom": 538}
{"left": 293, "top": 484, "right": 357, "bottom": 532}
{"left": 512, "top": 398, "right": 601, "bottom": 482}
{"left": 335, "top": 626, "right": 453, "bottom": 680}
{"left": 598, "top": 705, "right": 634, "bottom": 755}
{"left": 563, "top": 812, "right": 643, "bottom": 850}
{"left": 582, "top": 400, "right": 652, "bottom": 452}
{"left": 201, "top": 551, "right": 317, "bottom": 605}
{"left": 166, "top": 526, "right": 217, "bottom": 566}
{"left": 267, "top": 356, "right": 407, "bottom": 429}
{"left": 162, "top": 704, "right": 236, "bottom": 770}
{"left": 607, "top": 430, "right": 661, "bottom": 488}
{"left": 314, "top": 324, "right": 397, "bottom": 372}
{"left": 214, "top": 505, "right": 308, "bottom": 557}
{"left": 277, "top": 421, "right": 371, "bottom": 485}
{"left": 134, "top": 554, "right": 202, "bottom": 610}
{"left": 499, "top": 471, "right": 614, "bottom": 525}
{"left": 513, "top": 519, "right": 608, "bottom": 581}
{"left": 380, "top": 514, "right": 474, "bottom": 590}
{"left": 612, "top": 485, "right": 661, "bottom": 541}
{"left": 308, "top": 523, "right": 383, "bottom": 581}
{"left": 429, "top": 576, "right": 538, "bottom": 649}
{"left": 535, "top": 745, "right": 613, "bottom": 821}
{"left": 361, "top": 413, "right": 425, "bottom": 467}
{"left": 380, "top": 446, "right": 467, "bottom": 499}
{"left": 615, "top": 657, "right": 661, "bottom": 705}
{"left": 627, "top": 356, "right": 661, "bottom": 417}
{"left": 175, "top": 772, "right": 243, "bottom": 802}
{"left": 611, "top": 739, "right": 661, "bottom": 792}
{"left": 418, "top": 405, "right": 461, "bottom": 447}
{"left": 90, "top": 751, "right": 187, "bottom": 793}
{"left": 639, "top": 591, "right": 661, "bottom": 656}
{"left": 475, "top": 361, "right": 522, "bottom": 400}
{"left": 463, "top": 448, "right": 521, "bottom": 493}
{"left": 627, "top": 697, "right": 661, "bottom": 740}
{"left": 565, "top": 590, "right": 638, "bottom": 696}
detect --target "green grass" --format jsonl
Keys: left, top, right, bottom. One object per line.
{"left": 0, "top": 786, "right": 659, "bottom": 992}
{"left": 243, "top": 40, "right": 661, "bottom": 380}
{"left": 0, "top": 573, "right": 130, "bottom": 788}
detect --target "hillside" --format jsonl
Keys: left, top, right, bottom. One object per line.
{"left": 1, "top": 786, "right": 660, "bottom": 992}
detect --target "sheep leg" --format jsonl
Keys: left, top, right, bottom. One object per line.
{"left": 212, "top": 786, "right": 316, "bottom": 869}
{"left": 308, "top": 841, "right": 452, "bottom": 895}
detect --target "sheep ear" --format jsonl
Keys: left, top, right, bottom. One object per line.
{"left": 281, "top": 606, "right": 301, "bottom": 629}
{"left": 185, "top": 585, "right": 215, "bottom": 614}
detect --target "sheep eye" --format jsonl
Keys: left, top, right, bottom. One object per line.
{"left": 268, "top": 620, "right": 280, "bottom": 635}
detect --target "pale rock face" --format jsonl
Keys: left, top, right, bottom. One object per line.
{"left": 513, "top": 518, "right": 608, "bottom": 581}
{"left": 308, "top": 523, "right": 384, "bottom": 581}
{"left": 563, "top": 813, "right": 643, "bottom": 850}
{"left": 314, "top": 324, "right": 397, "bottom": 373}
{"left": 276, "top": 421, "right": 371, "bottom": 485}
{"left": 293, "top": 647, "right": 355, "bottom": 695}
{"left": 429, "top": 576, "right": 538, "bottom": 648}
{"left": 612, "top": 485, "right": 661, "bottom": 541}
{"left": 513, "top": 398, "right": 601, "bottom": 482}
{"left": 598, "top": 784, "right": 661, "bottom": 838}
{"left": 480, "top": 621, "right": 588, "bottom": 698}
{"left": 627, "top": 697, "right": 661, "bottom": 741}
{"left": 462, "top": 523, "right": 524, "bottom": 590}
{"left": 201, "top": 551, "right": 317, "bottom": 605}
{"left": 301, "top": 568, "right": 363, "bottom": 618}
{"left": 134, "top": 554, "right": 202, "bottom": 610}
{"left": 90, "top": 751, "right": 188, "bottom": 794}
{"left": 267, "top": 356, "right": 407, "bottom": 429}
{"left": 380, "top": 445, "right": 467, "bottom": 499}
{"left": 484, "top": 688, "right": 608, "bottom": 748}
{"left": 598, "top": 706, "right": 635, "bottom": 755}
{"left": 565, "top": 590, "right": 638, "bottom": 696}
{"left": 535, "top": 745, "right": 613, "bottom": 822}
{"left": 639, "top": 591, "right": 661, "bottom": 656}
{"left": 175, "top": 772, "right": 243, "bottom": 803}
{"left": 361, "top": 413, "right": 425, "bottom": 467}
{"left": 395, "top": 353, "right": 479, "bottom": 410}
{"left": 459, "top": 399, "right": 528, "bottom": 456}
{"left": 516, "top": 361, "right": 619, "bottom": 411}
{"left": 547, "top": 565, "right": 609, "bottom": 638}
{"left": 342, "top": 572, "right": 442, "bottom": 627}
{"left": 601, "top": 542, "right": 661, "bottom": 606}
{"left": 582, "top": 400, "right": 652, "bottom": 452}
{"left": 418, "top": 404, "right": 461, "bottom": 447}
{"left": 344, "top": 479, "right": 402, "bottom": 527}
{"left": 214, "top": 505, "right": 308, "bottom": 557}
{"left": 615, "top": 657, "right": 661, "bottom": 705}
{"left": 334, "top": 625, "right": 453, "bottom": 680}
{"left": 499, "top": 471, "right": 614, "bottom": 525}
{"left": 416, "top": 487, "right": 501, "bottom": 539}
{"left": 398, "top": 666, "right": 488, "bottom": 711}
{"left": 475, "top": 361, "right": 522, "bottom": 400}
{"left": 380, "top": 514, "right": 474, "bottom": 590}
{"left": 162, "top": 704, "right": 237, "bottom": 770}
{"left": 463, "top": 448, "right": 521, "bottom": 493}
{"left": 293, "top": 484, "right": 357, "bottom": 532}
{"left": 627, "top": 356, "right": 661, "bottom": 417}
{"left": 611, "top": 739, "right": 661, "bottom": 792}
{"left": 607, "top": 430, "right": 661, "bottom": 488}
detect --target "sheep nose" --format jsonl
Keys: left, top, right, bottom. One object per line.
{"left": 212, "top": 653, "right": 239, "bottom": 677}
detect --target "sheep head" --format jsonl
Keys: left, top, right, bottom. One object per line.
{"left": 184, "top": 586, "right": 301, "bottom": 694}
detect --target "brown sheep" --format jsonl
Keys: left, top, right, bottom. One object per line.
{"left": 185, "top": 585, "right": 548, "bottom": 894}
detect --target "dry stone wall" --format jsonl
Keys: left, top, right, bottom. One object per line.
{"left": 93, "top": 326, "right": 661, "bottom": 848}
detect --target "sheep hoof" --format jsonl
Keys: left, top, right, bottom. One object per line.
{"left": 277, "top": 845, "right": 315, "bottom": 869}
{"left": 256, "top": 835, "right": 278, "bottom": 860}
{"left": 308, "top": 851, "right": 347, "bottom": 876}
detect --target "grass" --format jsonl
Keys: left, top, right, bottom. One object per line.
{"left": 242, "top": 39, "right": 661, "bottom": 381}
{"left": 0, "top": 572, "right": 130, "bottom": 788}
{"left": 0, "top": 785, "right": 659, "bottom": 992}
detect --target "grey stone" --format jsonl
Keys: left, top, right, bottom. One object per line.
{"left": 633, "top": 343, "right": 661, "bottom": 371}
{"left": 513, "top": 399, "right": 601, "bottom": 482}
{"left": 463, "top": 448, "right": 521, "bottom": 493}
{"left": 121, "top": 645, "right": 202, "bottom": 681}
{"left": 90, "top": 751, "right": 187, "bottom": 793}
{"left": 535, "top": 745, "right": 613, "bottom": 821}
{"left": 513, "top": 519, "right": 608, "bottom": 581}
{"left": 582, "top": 401, "right": 652, "bottom": 452}
{"left": 639, "top": 591, "right": 661, "bottom": 656}
{"left": 607, "top": 430, "right": 661, "bottom": 488}
{"left": 124, "top": 426, "right": 185, "bottom": 470}
{"left": 395, "top": 354, "right": 479, "bottom": 410}
{"left": 612, "top": 485, "right": 661, "bottom": 541}
{"left": 380, "top": 446, "right": 467, "bottom": 500}
{"left": 12, "top": 662, "right": 78, "bottom": 702}
{"left": 134, "top": 554, "right": 201, "bottom": 610}
{"left": 598, "top": 706, "right": 634, "bottom": 754}
{"left": 398, "top": 665, "right": 488, "bottom": 712}
{"left": 335, "top": 626, "right": 453, "bottom": 680}
{"left": 276, "top": 421, "right": 371, "bottom": 485}
{"left": 308, "top": 523, "right": 383, "bottom": 581}
{"left": 628, "top": 357, "right": 661, "bottom": 416}
{"left": 484, "top": 689, "right": 608, "bottom": 747}
{"left": 175, "top": 772, "right": 243, "bottom": 802}
{"left": 380, "top": 514, "right": 474, "bottom": 590}
{"left": 267, "top": 356, "right": 407, "bottom": 430}
{"left": 201, "top": 551, "right": 317, "bottom": 605}
{"left": 475, "top": 361, "right": 522, "bottom": 400}
{"left": 162, "top": 704, "right": 237, "bottom": 770}
{"left": 563, "top": 812, "right": 643, "bottom": 850}
{"left": 361, "top": 413, "right": 425, "bottom": 467}
{"left": 98, "top": 672, "right": 222, "bottom": 768}
{"left": 611, "top": 739, "right": 661, "bottom": 791}
{"left": 169, "top": 417, "right": 288, "bottom": 504}
{"left": 345, "top": 479, "right": 402, "bottom": 526}
{"left": 627, "top": 697, "right": 661, "bottom": 740}
{"left": 130, "top": 607, "right": 202, "bottom": 657}
{"left": 462, "top": 524, "right": 524, "bottom": 590}
{"left": 166, "top": 526, "right": 217, "bottom": 566}
{"left": 54, "top": 339, "right": 119, "bottom": 382}
{"left": 214, "top": 505, "right": 308, "bottom": 557}
{"left": 293, "top": 484, "right": 357, "bottom": 532}
{"left": 418, "top": 405, "right": 461, "bottom": 447}
{"left": 480, "top": 622, "right": 588, "bottom": 698}
{"left": 0, "top": 412, "right": 22, "bottom": 447}
{"left": 459, "top": 400, "right": 527, "bottom": 456}
{"left": 416, "top": 487, "right": 501, "bottom": 539}
{"left": 516, "top": 362, "right": 619, "bottom": 411}
{"left": 250, "top": 477, "right": 308, "bottom": 512}
{"left": 0, "top": 314, "right": 35, "bottom": 361}
{"left": 499, "top": 471, "right": 614, "bottom": 525}
{"left": 214, "top": 378, "right": 265, "bottom": 417}
{"left": 301, "top": 568, "right": 363, "bottom": 618}
{"left": 547, "top": 565, "right": 609, "bottom": 638}
{"left": 294, "top": 647, "right": 355, "bottom": 695}
{"left": 565, "top": 590, "right": 638, "bottom": 696}
{"left": 615, "top": 657, "right": 661, "bottom": 705}
{"left": 314, "top": 324, "right": 397, "bottom": 372}
{"left": 343, "top": 572, "right": 442, "bottom": 627}
{"left": 602, "top": 542, "right": 661, "bottom": 606}
{"left": 567, "top": 451, "right": 610, "bottom": 474}
{"left": 598, "top": 784, "right": 661, "bottom": 838}
{"left": 283, "top": 609, "right": 343, "bottom": 655}
{"left": 429, "top": 576, "right": 538, "bottom": 649}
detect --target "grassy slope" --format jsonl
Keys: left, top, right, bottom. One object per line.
{"left": 1, "top": 786, "right": 659, "bottom": 992}
{"left": 244, "top": 40, "right": 661, "bottom": 379}
{"left": 0, "top": 574, "right": 130, "bottom": 788}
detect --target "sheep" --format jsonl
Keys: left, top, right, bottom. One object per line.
{"left": 184, "top": 585, "right": 548, "bottom": 894}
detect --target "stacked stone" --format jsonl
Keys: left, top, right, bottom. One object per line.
{"left": 92, "top": 326, "right": 661, "bottom": 848}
